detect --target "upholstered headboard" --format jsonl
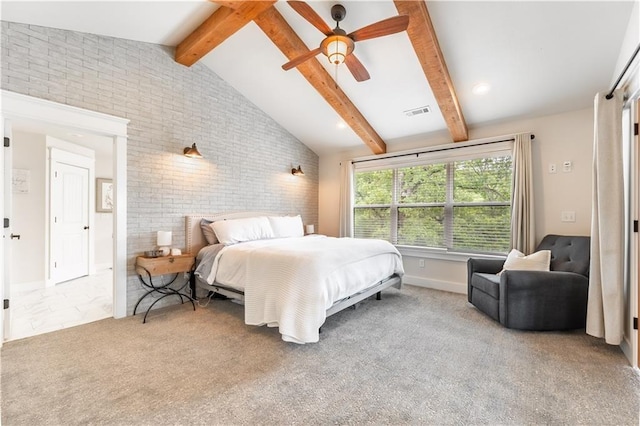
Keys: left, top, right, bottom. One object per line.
{"left": 185, "top": 212, "right": 290, "bottom": 255}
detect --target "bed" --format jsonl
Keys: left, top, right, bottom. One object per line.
{"left": 185, "top": 212, "right": 404, "bottom": 344}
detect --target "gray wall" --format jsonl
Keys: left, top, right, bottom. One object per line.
{"left": 1, "top": 21, "right": 319, "bottom": 313}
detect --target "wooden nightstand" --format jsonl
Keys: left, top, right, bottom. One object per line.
{"left": 134, "top": 254, "right": 196, "bottom": 323}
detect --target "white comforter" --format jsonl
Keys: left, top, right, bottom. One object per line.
{"left": 200, "top": 235, "right": 404, "bottom": 344}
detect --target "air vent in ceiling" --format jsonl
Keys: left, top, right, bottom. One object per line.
{"left": 404, "top": 105, "right": 431, "bottom": 117}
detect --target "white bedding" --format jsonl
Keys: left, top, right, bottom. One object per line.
{"left": 197, "top": 235, "right": 404, "bottom": 343}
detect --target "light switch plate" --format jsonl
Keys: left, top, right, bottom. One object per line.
{"left": 561, "top": 211, "right": 576, "bottom": 222}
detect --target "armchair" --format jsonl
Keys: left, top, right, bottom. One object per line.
{"left": 467, "top": 235, "right": 590, "bottom": 330}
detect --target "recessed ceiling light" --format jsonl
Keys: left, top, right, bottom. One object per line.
{"left": 337, "top": 120, "right": 347, "bottom": 129}
{"left": 472, "top": 83, "right": 491, "bottom": 95}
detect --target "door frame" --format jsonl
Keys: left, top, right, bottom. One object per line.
{"left": 0, "top": 90, "right": 129, "bottom": 345}
{"left": 622, "top": 94, "right": 640, "bottom": 369}
{"left": 2, "top": 114, "right": 12, "bottom": 341}
{"left": 636, "top": 99, "right": 639, "bottom": 369}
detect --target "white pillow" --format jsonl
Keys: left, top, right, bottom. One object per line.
{"left": 212, "top": 216, "right": 274, "bottom": 245}
{"left": 501, "top": 249, "right": 551, "bottom": 273}
{"left": 268, "top": 215, "right": 304, "bottom": 238}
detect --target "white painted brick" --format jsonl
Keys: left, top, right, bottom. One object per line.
{"left": 2, "top": 21, "right": 319, "bottom": 314}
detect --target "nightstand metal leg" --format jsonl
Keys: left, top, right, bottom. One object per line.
{"left": 134, "top": 267, "right": 196, "bottom": 323}
{"left": 142, "top": 292, "right": 196, "bottom": 323}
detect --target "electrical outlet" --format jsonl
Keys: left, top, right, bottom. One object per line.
{"left": 561, "top": 211, "right": 576, "bottom": 222}
{"left": 549, "top": 163, "right": 557, "bottom": 174}
{"left": 419, "top": 259, "right": 425, "bottom": 268}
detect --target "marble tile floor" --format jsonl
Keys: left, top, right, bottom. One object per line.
{"left": 8, "top": 269, "right": 113, "bottom": 341}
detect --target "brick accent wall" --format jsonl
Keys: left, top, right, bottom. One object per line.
{"left": 1, "top": 21, "right": 319, "bottom": 314}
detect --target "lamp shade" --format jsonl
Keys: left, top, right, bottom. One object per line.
{"left": 306, "top": 224, "right": 315, "bottom": 235}
{"left": 157, "top": 231, "right": 172, "bottom": 247}
{"left": 321, "top": 34, "right": 354, "bottom": 66}
{"left": 327, "top": 38, "right": 348, "bottom": 65}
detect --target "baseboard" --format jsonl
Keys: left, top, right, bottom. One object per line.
{"left": 402, "top": 274, "right": 466, "bottom": 294}
{"left": 11, "top": 280, "right": 46, "bottom": 293}
{"left": 94, "top": 263, "right": 112, "bottom": 273}
{"left": 620, "top": 334, "right": 637, "bottom": 368}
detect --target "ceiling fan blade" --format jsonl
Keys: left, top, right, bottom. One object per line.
{"left": 344, "top": 54, "right": 370, "bottom": 82}
{"left": 282, "top": 47, "right": 322, "bottom": 71}
{"left": 287, "top": 1, "right": 333, "bottom": 36}
{"left": 348, "top": 15, "right": 410, "bottom": 42}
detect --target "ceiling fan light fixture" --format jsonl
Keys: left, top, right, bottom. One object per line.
{"left": 321, "top": 34, "right": 354, "bottom": 65}
{"left": 328, "top": 37, "right": 347, "bottom": 65}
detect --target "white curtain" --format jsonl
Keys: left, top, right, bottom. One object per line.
{"left": 338, "top": 160, "right": 354, "bottom": 237}
{"left": 510, "top": 133, "right": 535, "bottom": 254}
{"left": 587, "top": 90, "right": 624, "bottom": 345}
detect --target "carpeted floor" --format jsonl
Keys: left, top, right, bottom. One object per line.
{"left": 2, "top": 285, "right": 639, "bottom": 425}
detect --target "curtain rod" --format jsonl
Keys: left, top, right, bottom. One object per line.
{"left": 606, "top": 43, "right": 640, "bottom": 100}
{"left": 352, "top": 134, "right": 535, "bottom": 165}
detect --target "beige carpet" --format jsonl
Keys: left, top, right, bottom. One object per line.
{"left": 2, "top": 285, "right": 639, "bottom": 425}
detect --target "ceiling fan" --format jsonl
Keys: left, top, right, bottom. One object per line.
{"left": 282, "top": 1, "right": 410, "bottom": 82}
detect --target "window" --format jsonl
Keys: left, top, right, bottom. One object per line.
{"left": 354, "top": 147, "right": 512, "bottom": 254}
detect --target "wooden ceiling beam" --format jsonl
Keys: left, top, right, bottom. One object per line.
{"left": 394, "top": 1, "right": 468, "bottom": 142}
{"left": 254, "top": 7, "right": 387, "bottom": 154}
{"left": 176, "top": 1, "right": 276, "bottom": 67}
{"left": 210, "top": 1, "right": 244, "bottom": 10}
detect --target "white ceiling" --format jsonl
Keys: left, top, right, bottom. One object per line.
{"left": 1, "top": 1, "right": 635, "bottom": 155}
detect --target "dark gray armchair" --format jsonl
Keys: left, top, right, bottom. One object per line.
{"left": 467, "top": 235, "right": 590, "bottom": 330}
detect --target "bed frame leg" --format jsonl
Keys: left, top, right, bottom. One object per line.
{"left": 376, "top": 291, "right": 382, "bottom": 300}
{"left": 190, "top": 272, "right": 197, "bottom": 300}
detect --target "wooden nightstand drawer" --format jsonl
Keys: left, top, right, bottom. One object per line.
{"left": 135, "top": 254, "right": 194, "bottom": 276}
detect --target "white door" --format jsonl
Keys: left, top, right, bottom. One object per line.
{"left": 2, "top": 119, "right": 12, "bottom": 341}
{"left": 51, "top": 161, "right": 90, "bottom": 284}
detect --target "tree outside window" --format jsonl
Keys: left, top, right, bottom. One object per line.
{"left": 354, "top": 155, "right": 512, "bottom": 254}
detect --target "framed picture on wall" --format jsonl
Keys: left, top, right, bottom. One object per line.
{"left": 96, "top": 178, "right": 113, "bottom": 212}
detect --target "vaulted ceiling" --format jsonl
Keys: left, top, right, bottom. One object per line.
{"left": 1, "top": 1, "right": 635, "bottom": 155}
{"left": 173, "top": 1, "right": 468, "bottom": 154}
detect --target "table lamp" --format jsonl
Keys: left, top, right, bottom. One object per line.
{"left": 157, "top": 231, "right": 172, "bottom": 256}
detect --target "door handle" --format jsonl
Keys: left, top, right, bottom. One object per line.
{"left": 10, "top": 234, "right": 20, "bottom": 240}
{"left": 83, "top": 226, "right": 89, "bottom": 230}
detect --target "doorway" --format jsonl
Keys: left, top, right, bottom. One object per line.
{"left": 9, "top": 133, "right": 111, "bottom": 340}
{"left": 1, "top": 90, "right": 129, "bottom": 345}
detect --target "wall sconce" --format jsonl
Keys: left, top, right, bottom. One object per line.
{"left": 291, "top": 165, "right": 304, "bottom": 176}
{"left": 183, "top": 143, "right": 203, "bottom": 158}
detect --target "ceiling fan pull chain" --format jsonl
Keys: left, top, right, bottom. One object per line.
{"left": 334, "top": 63, "right": 339, "bottom": 89}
